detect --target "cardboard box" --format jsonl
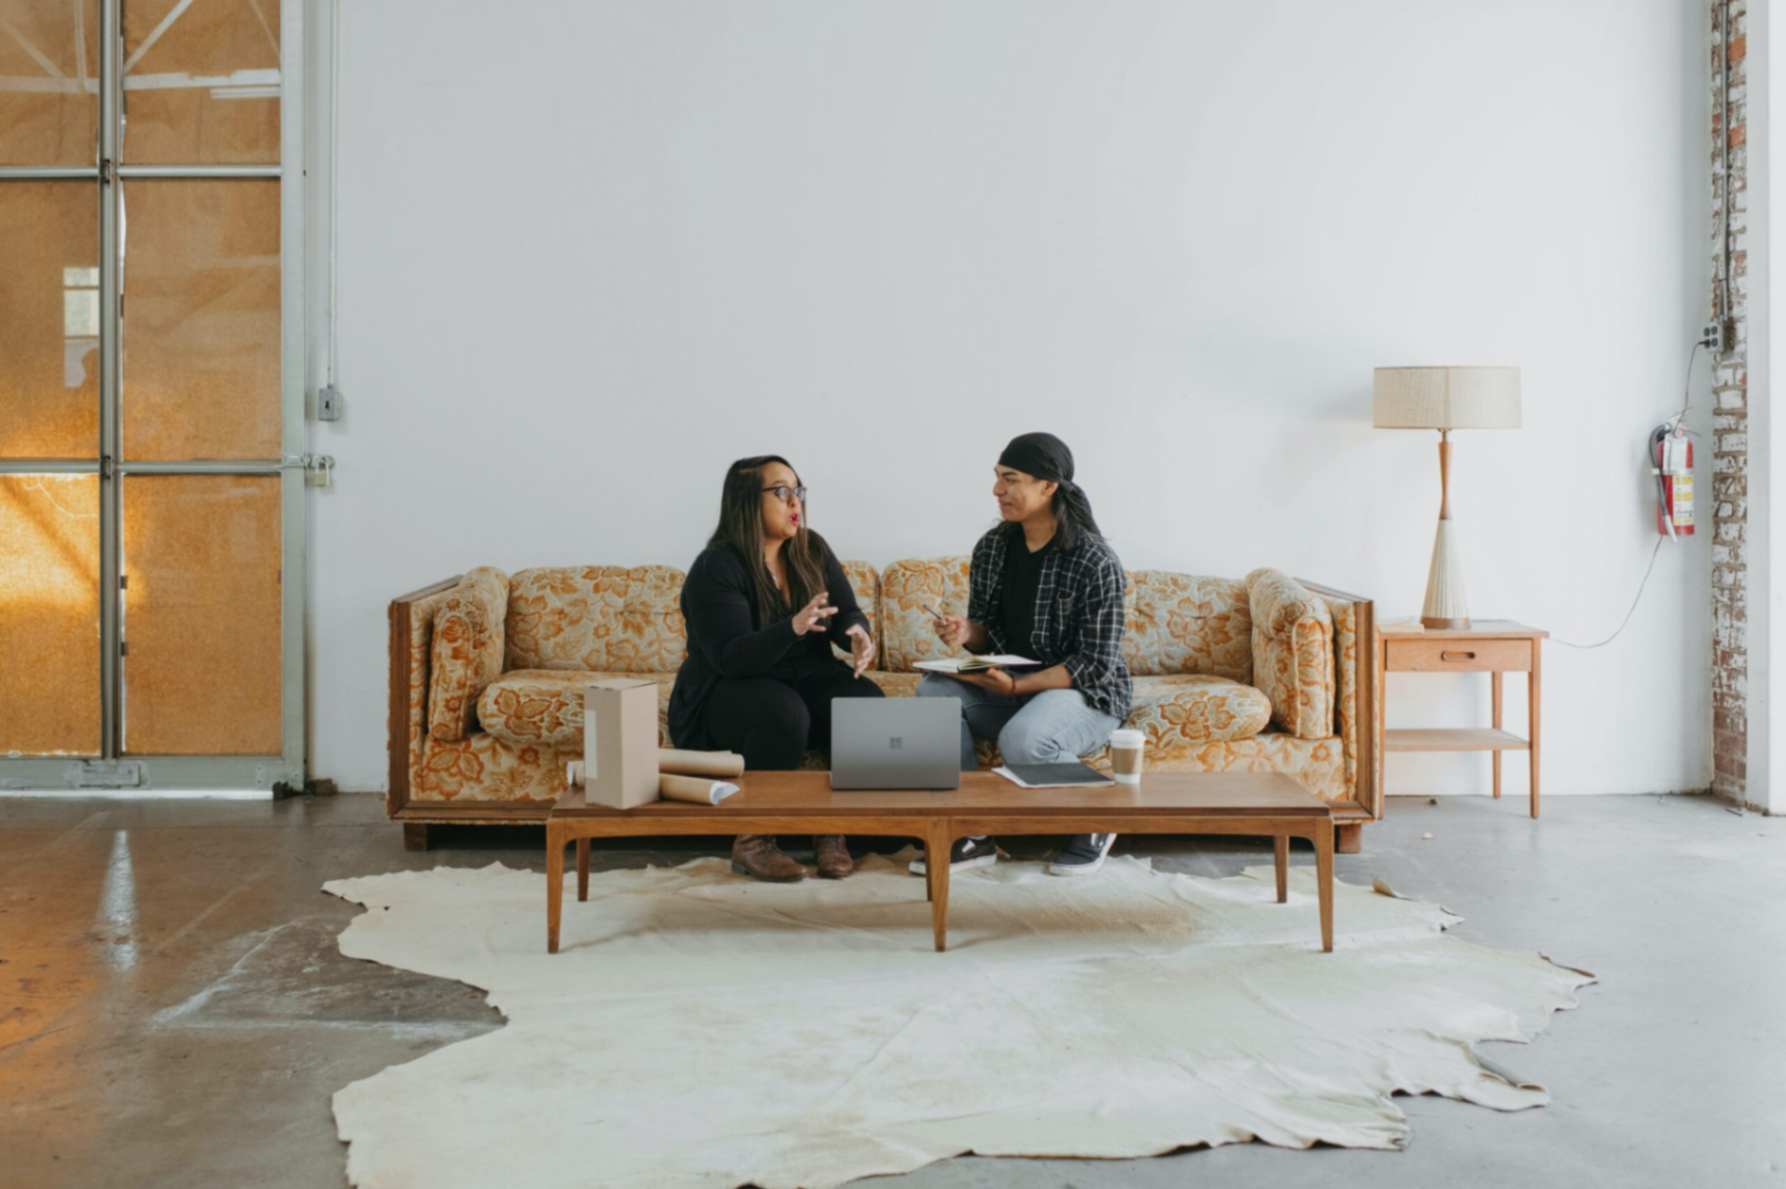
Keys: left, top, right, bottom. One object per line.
{"left": 584, "top": 679, "right": 660, "bottom": 809}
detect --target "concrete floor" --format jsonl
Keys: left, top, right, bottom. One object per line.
{"left": 2, "top": 792, "right": 1783, "bottom": 1189}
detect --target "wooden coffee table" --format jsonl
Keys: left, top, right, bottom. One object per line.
{"left": 546, "top": 770, "right": 1335, "bottom": 954}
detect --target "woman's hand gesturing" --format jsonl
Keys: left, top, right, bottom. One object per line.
{"left": 792, "top": 591, "right": 839, "bottom": 636}
{"left": 846, "top": 624, "right": 877, "bottom": 677}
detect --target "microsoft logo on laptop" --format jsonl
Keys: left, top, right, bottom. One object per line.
{"left": 888, "top": 736, "right": 904, "bottom": 751}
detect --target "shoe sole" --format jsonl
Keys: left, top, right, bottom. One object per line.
{"left": 907, "top": 853, "right": 998, "bottom": 876}
{"left": 731, "top": 861, "right": 805, "bottom": 882}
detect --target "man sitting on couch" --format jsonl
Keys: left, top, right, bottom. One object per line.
{"left": 917, "top": 432, "right": 1133, "bottom": 878}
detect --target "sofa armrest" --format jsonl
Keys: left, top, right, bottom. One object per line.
{"left": 1297, "top": 579, "right": 1378, "bottom": 820}
{"left": 1244, "top": 568, "right": 1334, "bottom": 740}
{"left": 388, "top": 574, "right": 463, "bottom": 817}
{"left": 425, "top": 566, "right": 510, "bottom": 743}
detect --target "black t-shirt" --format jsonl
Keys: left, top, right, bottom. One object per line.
{"left": 1000, "top": 533, "right": 1054, "bottom": 655}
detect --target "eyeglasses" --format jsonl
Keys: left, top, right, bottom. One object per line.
{"left": 761, "top": 484, "right": 807, "bottom": 505}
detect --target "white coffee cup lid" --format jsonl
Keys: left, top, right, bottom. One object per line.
{"left": 1110, "top": 728, "right": 1145, "bottom": 747}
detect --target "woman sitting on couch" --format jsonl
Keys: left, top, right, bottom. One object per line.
{"left": 668, "top": 454, "right": 883, "bottom": 883}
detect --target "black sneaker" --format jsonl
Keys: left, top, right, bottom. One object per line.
{"left": 908, "top": 836, "right": 998, "bottom": 876}
{"left": 1047, "top": 833, "right": 1117, "bottom": 876}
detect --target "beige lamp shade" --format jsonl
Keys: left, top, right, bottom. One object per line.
{"left": 1373, "top": 366, "right": 1521, "bottom": 430}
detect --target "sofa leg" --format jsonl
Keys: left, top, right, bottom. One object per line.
{"left": 1335, "top": 824, "right": 1362, "bottom": 854}
{"left": 403, "top": 823, "right": 431, "bottom": 852}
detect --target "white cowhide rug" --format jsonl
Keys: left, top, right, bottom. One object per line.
{"left": 325, "top": 854, "right": 1593, "bottom": 1188}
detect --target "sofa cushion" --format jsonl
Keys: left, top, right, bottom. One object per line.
{"left": 1139, "top": 730, "right": 1346, "bottom": 803}
{"left": 1121, "top": 572, "right": 1253, "bottom": 682}
{"left": 1245, "top": 568, "right": 1334, "bottom": 739}
{"left": 477, "top": 670, "right": 677, "bottom": 750}
{"left": 414, "top": 729, "right": 565, "bottom": 804}
{"left": 879, "top": 557, "right": 972, "bottom": 671}
{"left": 879, "top": 557, "right": 1259, "bottom": 684}
{"left": 505, "top": 566, "right": 687, "bottom": 674}
{"left": 426, "top": 567, "right": 509, "bottom": 743}
{"left": 1125, "top": 674, "right": 1271, "bottom": 757}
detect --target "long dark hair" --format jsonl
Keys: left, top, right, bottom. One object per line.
{"left": 707, "top": 454, "right": 828, "bottom": 618}
{"left": 1044, "top": 480, "right": 1103, "bottom": 552}
{"left": 1003, "top": 483, "right": 1102, "bottom": 552}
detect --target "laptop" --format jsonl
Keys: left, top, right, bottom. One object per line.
{"left": 829, "top": 697, "right": 961, "bottom": 790}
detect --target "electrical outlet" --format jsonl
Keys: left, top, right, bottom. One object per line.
{"left": 1701, "top": 322, "right": 1723, "bottom": 351}
{"left": 317, "top": 384, "right": 344, "bottom": 421}
{"left": 303, "top": 454, "right": 336, "bottom": 488}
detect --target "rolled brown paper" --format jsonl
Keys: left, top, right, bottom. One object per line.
{"left": 657, "top": 748, "right": 745, "bottom": 779}
{"left": 569, "top": 753, "right": 744, "bottom": 789}
{"left": 658, "top": 773, "right": 740, "bottom": 805}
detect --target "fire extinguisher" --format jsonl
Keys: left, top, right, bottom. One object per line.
{"left": 1650, "top": 419, "right": 1694, "bottom": 538}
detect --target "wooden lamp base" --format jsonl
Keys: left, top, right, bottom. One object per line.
{"left": 1421, "top": 431, "right": 1469, "bottom": 630}
{"left": 1421, "top": 518, "right": 1470, "bottom": 629}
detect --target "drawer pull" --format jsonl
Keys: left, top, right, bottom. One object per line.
{"left": 1440, "top": 650, "right": 1477, "bottom": 662}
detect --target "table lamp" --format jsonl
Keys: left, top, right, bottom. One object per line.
{"left": 1372, "top": 365, "right": 1522, "bottom": 629}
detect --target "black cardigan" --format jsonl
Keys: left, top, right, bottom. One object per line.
{"left": 667, "top": 535, "right": 871, "bottom": 748}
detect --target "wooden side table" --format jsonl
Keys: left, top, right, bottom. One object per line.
{"left": 1377, "top": 620, "right": 1546, "bottom": 817}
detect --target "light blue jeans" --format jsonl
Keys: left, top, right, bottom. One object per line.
{"left": 917, "top": 673, "right": 1119, "bottom": 771}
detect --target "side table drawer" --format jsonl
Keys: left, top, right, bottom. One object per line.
{"left": 1386, "top": 638, "right": 1531, "bottom": 673}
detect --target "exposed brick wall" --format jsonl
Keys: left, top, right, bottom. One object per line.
{"left": 1710, "top": 0, "right": 1748, "bottom": 799}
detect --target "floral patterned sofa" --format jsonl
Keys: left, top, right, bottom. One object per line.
{"left": 387, "top": 561, "right": 1378, "bottom": 851}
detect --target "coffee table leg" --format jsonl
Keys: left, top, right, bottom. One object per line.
{"left": 927, "top": 824, "right": 951, "bottom": 953}
{"left": 1313, "top": 823, "right": 1334, "bottom": 953}
{"left": 1274, "top": 835, "right": 1288, "bottom": 903}
{"left": 546, "top": 822, "right": 565, "bottom": 955}
{"left": 576, "top": 838, "right": 590, "bottom": 902}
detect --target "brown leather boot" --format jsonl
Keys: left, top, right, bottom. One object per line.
{"left": 731, "top": 834, "right": 806, "bottom": 882}
{"left": 814, "top": 835, "right": 854, "bottom": 879}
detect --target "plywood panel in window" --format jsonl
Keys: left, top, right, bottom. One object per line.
{"left": 0, "top": 0, "right": 100, "bottom": 166}
{"left": 123, "top": 0, "right": 279, "bottom": 163}
{"left": 0, "top": 183, "right": 99, "bottom": 459}
{"left": 121, "top": 180, "right": 280, "bottom": 460}
{"left": 0, "top": 474, "right": 100, "bottom": 755}
{"left": 122, "top": 474, "right": 280, "bottom": 755}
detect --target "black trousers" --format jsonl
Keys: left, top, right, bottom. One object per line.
{"left": 699, "top": 664, "right": 884, "bottom": 772}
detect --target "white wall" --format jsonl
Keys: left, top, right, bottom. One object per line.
{"left": 309, "top": 0, "right": 1713, "bottom": 797}
{"left": 1757, "top": 0, "right": 1784, "bottom": 815}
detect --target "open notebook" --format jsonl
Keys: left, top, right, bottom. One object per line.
{"left": 994, "top": 762, "right": 1115, "bottom": 789}
{"left": 914, "top": 654, "right": 1042, "bottom": 674}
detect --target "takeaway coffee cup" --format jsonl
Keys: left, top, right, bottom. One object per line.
{"left": 1109, "top": 728, "right": 1145, "bottom": 784}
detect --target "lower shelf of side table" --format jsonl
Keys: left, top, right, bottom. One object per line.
{"left": 1384, "top": 728, "right": 1529, "bottom": 752}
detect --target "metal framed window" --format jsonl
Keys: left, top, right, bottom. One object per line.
{"left": 0, "top": 0, "right": 307, "bottom": 792}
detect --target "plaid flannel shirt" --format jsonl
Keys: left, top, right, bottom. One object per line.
{"left": 967, "top": 525, "right": 1132, "bottom": 720}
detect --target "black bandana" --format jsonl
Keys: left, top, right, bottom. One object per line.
{"left": 998, "top": 432, "right": 1075, "bottom": 484}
